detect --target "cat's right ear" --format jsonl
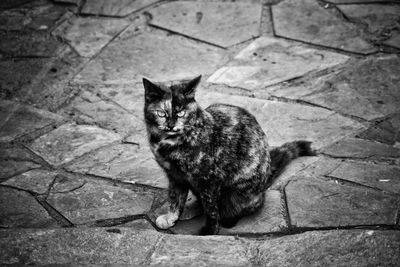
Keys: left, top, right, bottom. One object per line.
{"left": 143, "top": 78, "right": 164, "bottom": 102}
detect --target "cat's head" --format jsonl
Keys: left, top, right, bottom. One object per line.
{"left": 143, "top": 75, "right": 201, "bottom": 138}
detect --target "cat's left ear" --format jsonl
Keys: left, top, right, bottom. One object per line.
{"left": 143, "top": 78, "right": 164, "bottom": 102}
{"left": 183, "top": 75, "right": 201, "bottom": 99}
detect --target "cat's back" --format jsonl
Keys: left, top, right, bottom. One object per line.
{"left": 205, "top": 103, "right": 260, "bottom": 128}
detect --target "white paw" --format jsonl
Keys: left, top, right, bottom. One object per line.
{"left": 156, "top": 212, "right": 179, "bottom": 229}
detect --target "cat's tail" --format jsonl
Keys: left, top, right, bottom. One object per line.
{"left": 270, "top": 140, "right": 316, "bottom": 178}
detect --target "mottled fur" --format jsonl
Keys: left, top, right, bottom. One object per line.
{"left": 143, "top": 76, "right": 315, "bottom": 235}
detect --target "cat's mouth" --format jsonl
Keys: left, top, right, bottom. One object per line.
{"left": 164, "top": 131, "right": 181, "bottom": 139}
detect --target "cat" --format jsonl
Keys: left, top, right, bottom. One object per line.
{"left": 143, "top": 75, "right": 315, "bottom": 235}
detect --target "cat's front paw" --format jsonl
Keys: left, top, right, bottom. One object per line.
{"left": 155, "top": 212, "right": 179, "bottom": 229}
{"left": 199, "top": 225, "right": 219, "bottom": 235}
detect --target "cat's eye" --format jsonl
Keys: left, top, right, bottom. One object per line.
{"left": 156, "top": 110, "right": 167, "bottom": 117}
{"left": 176, "top": 110, "right": 186, "bottom": 117}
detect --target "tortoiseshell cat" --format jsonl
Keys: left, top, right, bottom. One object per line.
{"left": 143, "top": 75, "right": 315, "bottom": 235}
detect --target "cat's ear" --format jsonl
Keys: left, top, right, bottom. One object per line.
{"left": 143, "top": 78, "right": 164, "bottom": 102}
{"left": 183, "top": 75, "right": 201, "bottom": 99}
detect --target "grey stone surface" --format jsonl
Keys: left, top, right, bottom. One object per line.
{"left": 1, "top": 169, "right": 57, "bottom": 194}
{"left": 81, "top": 0, "right": 160, "bottom": 17}
{"left": 197, "top": 92, "right": 364, "bottom": 148}
{"left": 53, "top": 16, "right": 129, "bottom": 57}
{"left": 150, "top": 1, "right": 261, "bottom": 48}
{"left": 207, "top": 36, "right": 349, "bottom": 90}
{"left": 29, "top": 123, "right": 121, "bottom": 166}
{"left": 47, "top": 179, "right": 154, "bottom": 224}
{"left": 328, "top": 160, "right": 400, "bottom": 194}
{"left": 0, "top": 228, "right": 161, "bottom": 265}
{"left": 328, "top": 0, "right": 398, "bottom": 4}
{"left": 117, "top": 219, "right": 154, "bottom": 230}
{"left": 74, "top": 27, "right": 226, "bottom": 84}
{"left": 150, "top": 234, "right": 250, "bottom": 266}
{"left": 0, "top": 0, "right": 33, "bottom": 9}
{"left": 65, "top": 143, "right": 167, "bottom": 188}
{"left": 0, "top": 101, "right": 65, "bottom": 142}
{"left": 273, "top": 0, "right": 376, "bottom": 54}
{"left": 249, "top": 230, "right": 400, "bottom": 267}
{"left": 63, "top": 90, "right": 145, "bottom": 138}
{"left": 322, "top": 137, "right": 400, "bottom": 160}
{"left": 286, "top": 176, "right": 399, "bottom": 228}
{"left": 338, "top": 4, "right": 400, "bottom": 49}
{"left": 0, "top": 186, "right": 57, "bottom": 228}
{"left": 271, "top": 55, "right": 400, "bottom": 120}
{"left": 357, "top": 113, "right": 400, "bottom": 145}
{"left": 0, "top": 143, "right": 41, "bottom": 180}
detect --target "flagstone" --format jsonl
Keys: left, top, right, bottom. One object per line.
{"left": 1, "top": 169, "right": 57, "bottom": 194}
{"left": 74, "top": 27, "right": 225, "bottom": 84}
{"left": 197, "top": 92, "right": 364, "bottom": 149}
{"left": 81, "top": 0, "right": 160, "bottom": 17}
{"left": 29, "top": 123, "right": 121, "bottom": 167}
{"left": 65, "top": 143, "right": 167, "bottom": 188}
{"left": 207, "top": 36, "right": 349, "bottom": 90}
{"left": 53, "top": 16, "right": 129, "bottom": 57}
{"left": 285, "top": 176, "right": 399, "bottom": 228}
{"left": 150, "top": 1, "right": 261, "bottom": 47}
{"left": 47, "top": 180, "right": 154, "bottom": 224}
{"left": 272, "top": 0, "right": 376, "bottom": 54}
{"left": 0, "top": 186, "right": 57, "bottom": 228}
{"left": 356, "top": 114, "right": 400, "bottom": 145}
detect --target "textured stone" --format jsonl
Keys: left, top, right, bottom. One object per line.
{"left": 273, "top": 0, "right": 376, "bottom": 54}
{"left": 53, "top": 16, "right": 129, "bottom": 57}
{"left": 81, "top": 0, "right": 160, "bottom": 17}
{"left": 74, "top": 27, "right": 225, "bottom": 84}
{"left": 249, "top": 230, "right": 400, "bottom": 267}
{"left": 150, "top": 1, "right": 261, "bottom": 47}
{"left": 0, "top": 31, "right": 62, "bottom": 57}
{"left": 197, "top": 92, "right": 364, "bottom": 149}
{"left": 0, "top": 143, "right": 42, "bottom": 180}
{"left": 118, "top": 219, "right": 154, "bottom": 230}
{"left": 0, "top": 0, "right": 33, "bottom": 9}
{"left": 47, "top": 180, "right": 154, "bottom": 224}
{"left": 63, "top": 90, "right": 145, "bottom": 137}
{"left": 150, "top": 234, "right": 250, "bottom": 266}
{"left": 328, "top": 0, "right": 398, "bottom": 4}
{"left": 1, "top": 169, "right": 57, "bottom": 194}
{"left": 66, "top": 143, "right": 167, "bottom": 188}
{"left": 208, "top": 36, "right": 349, "bottom": 90}
{"left": 357, "top": 114, "right": 400, "bottom": 145}
{"left": 0, "top": 186, "right": 57, "bottom": 228}
{"left": 0, "top": 228, "right": 161, "bottom": 265}
{"left": 29, "top": 123, "right": 121, "bottom": 167}
{"left": 384, "top": 33, "right": 400, "bottom": 49}
{"left": 328, "top": 161, "right": 400, "bottom": 194}
{"left": 271, "top": 56, "right": 400, "bottom": 120}
{"left": 0, "top": 101, "right": 65, "bottom": 142}
{"left": 286, "top": 176, "right": 399, "bottom": 228}
{"left": 222, "top": 190, "right": 287, "bottom": 234}
{"left": 322, "top": 137, "right": 400, "bottom": 160}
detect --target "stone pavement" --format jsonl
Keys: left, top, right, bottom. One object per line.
{"left": 0, "top": 0, "right": 400, "bottom": 265}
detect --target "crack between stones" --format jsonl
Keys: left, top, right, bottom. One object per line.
{"left": 35, "top": 195, "right": 74, "bottom": 227}
{"left": 143, "top": 234, "right": 165, "bottom": 265}
{"left": 280, "top": 188, "right": 292, "bottom": 230}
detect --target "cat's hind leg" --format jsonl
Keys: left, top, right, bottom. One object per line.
{"left": 156, "top": 180, "right": 188, "bottom": 229}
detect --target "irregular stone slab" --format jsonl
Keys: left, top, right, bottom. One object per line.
{"left": 63, "top": 90, "right": 145, "bottom": 138}
{"left": 222, "top": 190, "right": 287, "bottom": 234}
{"left": 53, "top": 0, "right": 80, "bottom": 4}
{"left": 272, "top": 56, "right": 400, "bottom": 120}
{"left": 53, "top": 16, "right": 129, "bottom": 57}
{"left": 118, "top": 219, "right": 154, "bottom": 230}
{"left": 150, "top": 234, "right": 250, "bottom": 266}
{"left": 207, "top": 36, "right": 349, "bottom": 90}
{"left": 249, "top": 230, "right": 400, "bottom": 267}
{"left": 272, "top": 0, "right": 376, "bottom": 54}
{"left": 338, "top": 4, "right": 400, "bottom": 49}
{"left": 0, "top": 101, "right": 65, "bottom": 142}
{"left": 0, "top": 186, "right": 57, "bottom": 228}
{"left": 0, "top": 31, "right": 62, "bottom": 57}
{"left": 74, "top": 27, "right": 225, "bottom": 84}
{"left": 0, "top": 0, "right": 33, "bottom": 9}
{"left": 29, "top": 123, "right": 121, "bottom": 167}
{"left": 286, "top": 176, "right": 399, "bottom": 228}
{"left": 1, "top": 169, "right": 57, "bottom": 194}
{"left": 81, "top": 0, "right": 160, "bottom": 17}
{"left": 47, "top": 180, "right": 154, "bottom": 224}
{"left": 66, "top": 143, "right": 167, "bottom": 188}
{"left": 328, "top": 0, "right": 398, "bottom": 4}
{"left": 197, "top": 92, "right": 364, "bottom": 149}
{"left": 150, "top": 1, "right": 261, "bottom": 47}
{"left": 322, "top": 137, "right": 400, "bottom": 160}
{"left": 0, "top": 228, "right": 161, "bottom": 265}
{"left": 357, "top": 114, "right": 400, "bottom": 145}
{"left": 384, "top": 33, "right": 400, "bottom": 49}
{"left": 327, "top": 161, "right": 400, "bottom": 194}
